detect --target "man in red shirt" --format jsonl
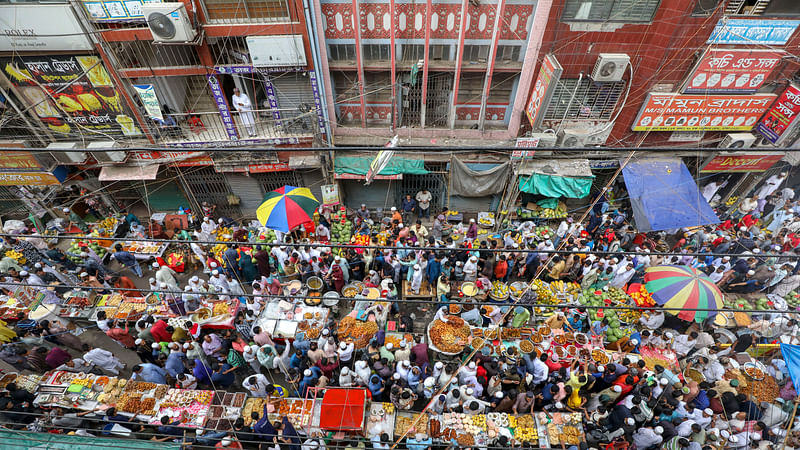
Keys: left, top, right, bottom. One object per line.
{"left": 150, "top": 319, "right": 173, "bottom": 343}
{"left": 111, "top": 275, "right": 139, "bottom": 297}
{"left": 494, "top": 255, "right": 508, "bottom": 281}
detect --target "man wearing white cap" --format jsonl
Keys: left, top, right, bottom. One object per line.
{"left": 339, "top": 366, "right": 355, "bottom": 387}
{"left": 463, "top": 256, "right": 478, "bottom": 282}
{"left": 208, "top": 270, "right": 230, "bottom": 297}
{"left": 154, "top": 261, "right": 179, "bottom": 291}
{"left": 410, "top": 263, "right": 423, "bottom": 294}
{"left": 242, "top": 345, "right": 259, "bottom": 373}
{"left": 633, "top": 425, "right": 664, "bottom": 449}
{"left": 337, "top": 340, "right": 355, "bottom": 365}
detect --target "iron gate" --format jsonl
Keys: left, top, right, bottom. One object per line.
{"left": 396, "top": 173, "right": 447, "bottom": 215}
{"left": 180, "top": 167, "right": 242, "bottom": 219}
{"left": 425, "top": 73, "right": 452, "bottom": 127}
{"left": 252, "top": 171, "right": 304, "bottom": 196}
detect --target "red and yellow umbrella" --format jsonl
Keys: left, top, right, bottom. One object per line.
{"left": 256, "top": 185, "right": 319, "bottom": 232}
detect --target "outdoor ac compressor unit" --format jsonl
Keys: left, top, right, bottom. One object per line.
{"left": 558, "top": 129, "right": 590, "bottom": 147}
{"left": 87, "top": 141, "right": 127, "bottom": 164}
{"left": 142, "top": 3, "right": 197, "bottom": 43}
{"left": 47, "top": 142, "right": 87, "bottom": 165}
{"left": 591, "top": 54, "right": 630, "bottom": 82}
{"left": 718, "top": 132, "right": 756, "bottom": 149}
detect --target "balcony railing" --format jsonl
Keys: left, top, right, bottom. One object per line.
{"left": 151, "top": 108, "right": 317, "bottom": 144}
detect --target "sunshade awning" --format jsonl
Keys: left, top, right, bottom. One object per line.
{"left": 622, "top": 158, "right": 719, "bottom": 232}
{"left": 98, "top": 164, "right": 159, "bottom": 181}
{"left": 517, "top": 159, "right": 594, "bottom": 198}
{"left": 334, "top": 156, "right": 428, "bottom": 176}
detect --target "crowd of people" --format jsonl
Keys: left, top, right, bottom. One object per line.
{"left": 0, "top": 173, "right": 796, "bottom": 450}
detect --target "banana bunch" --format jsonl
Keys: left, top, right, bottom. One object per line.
{"left": 98, "top": 217, "right": 118, "bottom": 230}
{"left": 531, "top": 279, "right": 555, "bottom": 303}
{"left": 4, "top": 250, "right": 26, "bottom": 265}
{"left": 551, "top": 280, "right": 567, "bottom": 293}
{"left": 210, "top": 243, "right": 229, "bottom": 257}
{"left": 215, "top": 227, "right": 233, "bottom": 241}
{"left": 446, "top": 210, "right": 459, "bottom": 216}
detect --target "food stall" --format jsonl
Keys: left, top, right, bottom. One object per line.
{"left": 536, "top": 412, "right": 585, "bottom": 448}
{"left": 148, "top": 388, "right": 215, "bottom": 429}
{"left": 125, "top": 241, "right": 170, "bottom": 260}
{"left": 254, "top": 300, "right": 329, "bottom": 339}
{"left": 58, "top": 290, "right": 98, "bottom": 319}
{"left": 206, "top": 392, "right": 248, "bottom": 431}
{"left": 366, "top": 402, "right": 396, "bottom": 439}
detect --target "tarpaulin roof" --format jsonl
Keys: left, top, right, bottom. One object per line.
{"left": 98, "top": 164, "right": 159, "bottom": 181}
{"left": 318, "top": 388, "right": 367, "bottom": 430}
{"left": 781, "top": 343, "right": 800, "bottom": 390}
{"left": 621, "top": 158, "right": 719, "bottom": 232}
{"left": 334, "top": 156, "right": 428, "bottom": 176}
{"left": 517, "top": 158, "right": 594, "bottom": 198}
{"left": 0, "top": 430, "right": 181, "bottom": 450}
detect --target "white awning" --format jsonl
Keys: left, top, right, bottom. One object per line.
{"left": 98, "top": 164, "right": 160, "bottom": 181}
{"left": 516, "top": 159, "right": 593, "bottom": 177}
{"left": 288, "top": 154, "right": 321, "bottom": 169}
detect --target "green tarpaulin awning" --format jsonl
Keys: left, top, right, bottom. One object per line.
{"left": 334, "top": 156, "right": 428, "bottom": 176}
{"left": 0, "top": 430, "right": 182, "bottom": 450}
{"left": 518, "top": 173, "right": 594, "bottom": 198}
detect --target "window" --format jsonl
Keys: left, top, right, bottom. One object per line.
{"left": 727, "top": 0, "right": 800, "bottom": 16}
{"left": 203, "top": 0, "right": 290, "bottom": 22}
{"left": 362, "top": 44, "right": 390, "bottom": 61}
{"left": 543, "top": 78, "right": 626, "bottom": 121}
{"left": 562, "top": 0, "right": 661, "bottom": 23}
{"left": 400, "top": 44, "right": 451, "bottom": 61}
{"left": 692, "top": 0, "right": 722, "bottom": 15}
{"left": 495, "top": 45, "right": 521, "bottom": 62}
{"left": 329, "top": 44, "right": 356, "bottom": 61}
{"left": 462, "top": 45, "right": 490, "bottom": 62}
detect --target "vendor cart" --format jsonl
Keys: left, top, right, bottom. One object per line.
{"left": 304, "top": 387, "right": 368, "bottom": 435}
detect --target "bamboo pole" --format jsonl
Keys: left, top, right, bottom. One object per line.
{"left": 781, "top": 400, "right": 799, "bottom": 450}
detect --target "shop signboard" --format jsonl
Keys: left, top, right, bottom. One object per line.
{"left": 708, "top": 19, "right": 800, "bottom": 45}
{"left": 0, "top": 172, "right": 62, "bottom": 186}
{"left": 165, "top": 136, "right": 311, "bottom": 149}
{"left": 248, "top": 163, "right": 291, "bottom": 173}
{"left": 683, "top": 49, "right": 784, "bottom": 93}
{"left": 334, "top": 173, "right": 402, "bottom": 180}
{"left": 0, "top": 55, "right": 141, "bottom": 137}
{"left": 526, "top": 54, "right": 562, "bottom": 129}
{"left": 755, "top": 84, "right": 800, "bottom": 145}
{"left": 631, "top": 93, "right": 775, "bottom": 131}
{"left": 0, "top": 151, "right": 41, "bottom": 171}
{"left": 130, "top": 151, "right": 212, "bottom": 167}
{"left": 80, "top": 0, "right": 161, "bottom": 22}
{"left": 700, "top": 153, "right": 784, "bottom": 172}
{"left": 0, "top": 5, "right": 92, "bottom": 51}
{"left": 511, "top": 137, "right": 541, "bottom": 159}
{"left": 321, "top": 184, "right": 340, "bottom": 206}
{"left": 308, "top": 70, "right": 327, "bottom": 134}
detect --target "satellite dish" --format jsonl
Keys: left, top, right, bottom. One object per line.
{"left": 147, "top": 12, "right": 176, "bottom": 40}
{"left": 600, "top": 61, "right": 617, "bottom": 77}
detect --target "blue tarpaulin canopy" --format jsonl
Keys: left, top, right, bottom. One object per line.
{"left": 621, "top": 158, "right": 719, "bottom": 232}
{"left": 781, "top": 343, "right": 800, "bottom": 389}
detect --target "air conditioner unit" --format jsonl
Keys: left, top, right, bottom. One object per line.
{"left": 142, "top": 3, "right": 197, "bottom": 43}
{"left": 87, "top": 141, "right": 127, "bottom": 164}
{"left": 558, "top": 129, "right": 590, "bottom": 148}
{"left": 591, "top": 53, "right": 630, "bottom": 82}
{"left": 47, "top": 142, "right": 87, "bottom": 165}
{"left": 718, "top": 132, "right": 756, "bottom": 149}
{"left": 528, "top": 133, "right": 558, "bottom": 147}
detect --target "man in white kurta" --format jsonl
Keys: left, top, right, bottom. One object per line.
{"left": 411, "top": 264, "right": 423, "bottom": 294}
{"left": 232, "top": 88, "right": 257, "bottom": 137}
{"left": 83, "top": 346, "right": 125, "bottom": 374}
{"left": 756, "top": 172, "right": 787, "bottom": 198}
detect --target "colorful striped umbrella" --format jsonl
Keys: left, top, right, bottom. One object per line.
{"left": 644, "top": 265, "right": 723, "bottom": 323}
{"left": 256, "top": 185, "right": 319, "bottom": 232}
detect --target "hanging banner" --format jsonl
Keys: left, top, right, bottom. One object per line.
{"left": 708, "top": 19, "right": 800, "bottom": 45}
{"left": 755, "top": 84, "right": 800, "bottom": 145}
{"left": 206, "top": 75, "right": 239, "bottom": 140}
{"left": 0, "top": 172, "right": 62, "bottom": 186}
{"left": 133, "top": 84, "right": 163, "bottom": 121}
{"left": 308, "top": 70, "right": 327, "bottom": 134}
{"left": 0, "top": 55, "right": 141, "bottom": 137}
{"left": 631, "top": 93, "right": 776, "bottom": 131}
{"left": 248, "top": 163, "right": 291, "bottom": 173}
{"left": 683, "top": 49, "right": 784, "bottom": 93}
{"left": 321, "top": 184, "right": 340, "bottom": 206}
{"left": 700, "top": 153, "right": 784, "bottom": 172}
{"left": 526, "top": 54, "right": 562, "bottom": 129}
{"left": 260, "top": 76, "right": 283, "bottom": 128}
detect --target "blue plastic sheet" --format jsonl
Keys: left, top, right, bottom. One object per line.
{"left": 621, "top": 158, "right": 719, "bottom": 232}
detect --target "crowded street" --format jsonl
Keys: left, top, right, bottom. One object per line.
{"left": 0, "top": 161, "right": 797, "bottom": 450}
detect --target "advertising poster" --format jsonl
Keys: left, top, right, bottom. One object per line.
{"left": 321, "top": 184, "right": 340, "bottom": 206}
{"left": 0, "top": 55, "right": 141, "bottom": 137}
{"left": 526, "top": 54, "right": 562, "bottom": 129}
{"left": 684, "top": 49, "right": 783, "bottom": 93}
{"left": 80, "top": 0, "right": 162, "bottom": 22}
{"left": 701, "top": 153, "right": 784, "bottom": 172}
{"left": 0, "top": 4, "right": 92, "bottom": 51}
{"left": 755, "top": 84, "right": 800, "bottom": 145}
{"left": 631, "top": 93, "right": 775, "bottom": 131}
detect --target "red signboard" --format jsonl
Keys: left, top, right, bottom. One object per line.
{"left": 526, "top": 54, "right": 562, "bottom": 129}
{"left": 684, "top": 48, "right": 784, "bottom": 93}
{"left": 248, "top": 163, "right": 291, "bottom": 173}
{"left": 755, "top": 84, "right": 800, "bottom": 145}
{"left": 700, "top": 153, "right": 784, "bottom": 172}
{"left": 632, "top": 93, "right": 776, "bottom": 131}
